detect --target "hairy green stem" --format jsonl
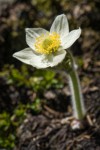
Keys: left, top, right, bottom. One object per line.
{"left": 68, "top": 68, "right": 86, "bottom": 120}
{"left": 55, "top": 50, "right": 86, "bottom": 120}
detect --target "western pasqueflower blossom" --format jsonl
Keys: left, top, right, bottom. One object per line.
{"left": 13, "top": 14, "right": 81, "bottom": 68}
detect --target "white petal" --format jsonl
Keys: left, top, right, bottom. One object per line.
{"left": 50, "top": 49, "right": 66, "bottom": 67}
{"left": 30, "top": 54, "right": 51, "bottom": 69}
{"left": 61, "top": 28, "right": 81, "bottom": 49}
{"left": 25, "top": 28, "right": 49, "bottom": 50}
{"left": 50, "top": 14, "right": 69, "bottom": 38}
{"left": 30, "top": 49, "right": 66, "bottom": 69}
{"left": 13, "top": 48, "right": 41, "bottom": 65}
{"left": 13, "top": 48, "right": 66, "bottom": 69}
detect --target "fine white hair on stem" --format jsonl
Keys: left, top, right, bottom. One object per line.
{"left": 68, "top": 69, "right": 86, "bottom": 119}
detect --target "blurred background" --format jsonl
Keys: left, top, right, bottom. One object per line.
{"left": 0, "top": 0, "right": 100, "bottom": 149}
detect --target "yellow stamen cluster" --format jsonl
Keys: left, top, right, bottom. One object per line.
{"left": 35, "top": 32, "right": 61, "bottom": 54}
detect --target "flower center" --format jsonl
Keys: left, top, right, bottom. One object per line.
{"left": 35, "top": 32, "right": 61, "bottom": 54}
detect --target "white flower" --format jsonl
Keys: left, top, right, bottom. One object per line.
{"left": 13, "top": 14, "right": 81, "bottom": 69}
